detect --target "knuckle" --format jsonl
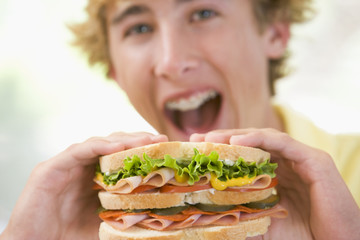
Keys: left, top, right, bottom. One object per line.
{"left": 250, "top": 130, "right": 265, "bottom": 138}
{"left": 316, "top": 150, "right": 332, "bottom": 162}
{"left": 156, "top": 134, "right": 169, "bottom": 140}
{"left": 208, "top": 129, "right": 225, "bottom": 134}
{"left": 263, "top": 127, "right": 279, "bottom": 133}
{"left": 206, "top": 131, "right": 220, "bottom": 137}
{"left": 108, "top": 131, "right": 126, "bottom": 137}
{"left": 31, "top": 160, "right": 52, "bottom": 181}
{"left": 204, "top": 132, "right": 230, "bottom": 143}
{"left": 134, "top": 131, "right": 154, "bottom": 136}
{"left": 65, "top": 142, "right": 81, "bottom": 153}
{"left": 85, "top": 136, "right": 113, "bottom": 146}
{"left": 85, "top": 136, "right": 102, "bottom": 142}
{"left": 277, "top": 131, "right": 291, "bottom": 142}
{"left": 108, "top": 131, "right": 154, "bottom": 140}
{"left": 33, "top": 160, "right": 47, "bottom": 173}
{"left": 79, "top": 136, "right": 109, "bottom": 148}
{"left": 136, "top": 135, "right": 153, "bottom": 144}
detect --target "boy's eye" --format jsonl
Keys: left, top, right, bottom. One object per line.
{"left": 125, "top": 24, "right": 153, "bottom": 37}
{"left": 191, "top": 9, "right": 217, "bottom": 22}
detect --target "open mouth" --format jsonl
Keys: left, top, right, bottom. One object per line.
{"left": 164, "top": 89, "right": 222, "bottom": 134}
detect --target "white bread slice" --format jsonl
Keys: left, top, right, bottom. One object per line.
{"left": 99, "top": 188, "right": 273, "bottom": 210}
{"left": 100, "top": 142, "right": 270, "bottom": 173}
{"left": 99, "top": 216, "right": 271, "bottom": 240}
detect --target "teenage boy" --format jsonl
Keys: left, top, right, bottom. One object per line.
{"left": 1, "top": 1, "right": 359, "bottom": 239}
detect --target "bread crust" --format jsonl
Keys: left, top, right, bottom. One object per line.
{"left": 100, "top": 142, "right": 270, "bottom": 173}
{"left": 99, "top": 217, "right": 271, "bottom": 240}
{"left": 99, "top": 188, "right": 273, "bottom": 210}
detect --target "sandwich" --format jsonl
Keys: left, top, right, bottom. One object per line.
{"left": 94, "top": 141, "right": 287, "bottom": 240}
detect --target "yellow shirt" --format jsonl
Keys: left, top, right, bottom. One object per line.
{"left": 275, "top": 104, "right": 360, "bottom": 206}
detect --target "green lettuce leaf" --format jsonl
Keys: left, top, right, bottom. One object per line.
{"left": 97, "top": 148, "right": 277, "bottom": 186}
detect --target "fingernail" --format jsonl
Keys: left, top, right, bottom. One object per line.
{"left": 230, "top": 135, "right": 246, "bottom": 144}
{"left": 151, "top": 135, "right": 168, "bottom": 142}
{"left": 189, "top": 133, "right": 205, "bottom": 142}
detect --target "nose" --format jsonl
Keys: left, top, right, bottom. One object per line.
{"left": 154, "top": 26, "right": 199, "bottom": 81}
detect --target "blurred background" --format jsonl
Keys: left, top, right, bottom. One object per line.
{"left": 0, "top": 0, "right": 359, "bottom": 231}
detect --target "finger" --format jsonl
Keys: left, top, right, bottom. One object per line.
{"left": 51, "top": 132, "right": 169, "bottom": 170}
{"left": 109, "top": 132, "right": 169, "bottom": 149}
{"left": 189, "top": 133, "right": 206, "bottom": 142}
{"left": 190, "top": 129, "right": 257, "bottom": 144}
{"left": 190, "top": 130, "right": 243, "bottom": 143}
{"left": 203, "top": 131, "right": 232, "bottom": 143}
{"left": 229, "top": 130, "right": 310, "bottom": 163}
{"left": 229, "top": 129, "right": 334, "bottom": 184}
{"left": 106, "top": 132, "right": 168, "bottom": 148}
{"left": 51, "top": 138, "right": 125, "bottom": 170}
{"left": 107, "top": 131, "right": 155, "bottom": 142}
{"left": 228, "top": 129, "right": 360, "bottom": 237}
{"left": 151, "top": 134, "right": 169, "bottom": 143}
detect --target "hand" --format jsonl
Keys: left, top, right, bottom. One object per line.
{"left": 0, "top": 132, "right": 168, "bottom": 240}
{"left": 190, "top": 128, "right": 360, "bottom": 240}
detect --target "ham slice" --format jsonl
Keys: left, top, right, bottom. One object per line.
{"left": 94, "top": 176, "right": 142, "bottom": 194}
{"left": 104, "top": 214, "right": 148, "bottom": 230}
{"left": 227, "top": 174, "right": 272, "bottom": 191}
{"left": 166, "top": 214, "right": 202, "bottom": 230}
{"left": 193, "top": 212, "right": 241, "bottom": 227}
{"left": 168, "top": 173, "right": 211, "bottom": 186}
{"left": 137, "top": 218, "right": 174, "bottom": 231}
{"left": 240, "top": 204, "right": 288, "bottom": 221}
{"left": 103, "top": 204, "right": 288, "bottom": 231}
{"left": 95, "top": 168, "right": 274, "bottom": 193}
{"left": 142, "top": 168, "right": 175, "bottom": 187}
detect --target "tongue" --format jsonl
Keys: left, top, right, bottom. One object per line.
{"left": 175, "top": 96, "right": 221, "bottom": 133}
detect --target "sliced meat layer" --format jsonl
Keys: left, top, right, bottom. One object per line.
{"left": 95, "top": 170, "right": 274, "bottom": 194}
{"left": 100, "top": 204, "right": 288, "bottom": 231}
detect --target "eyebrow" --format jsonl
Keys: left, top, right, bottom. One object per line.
{"left": 112, "top": 5, "right": 150, "bottom": 25}
{"left": 111, "top": 0, "right": 196, "bottom": 25}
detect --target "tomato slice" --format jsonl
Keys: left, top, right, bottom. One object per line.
{"left": 93, "top": 183, "right": 104, "bottom": 190}
{"left": 160, "top": 183, "right": 212, "bottom": 193}
{"left": 130, "top": 185, "right": 158, "bottom": 193}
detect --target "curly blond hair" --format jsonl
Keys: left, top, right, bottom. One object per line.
{"left": 69, "top": 0, "right": 313, "bottom": 95}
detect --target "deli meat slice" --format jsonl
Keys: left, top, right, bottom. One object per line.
{"left": 95, "top": 170, "right": 274, "bottom": 192}
{"left": 137, "top": 218, "right": 174, "bottom": 231}
{"left": 240, "top": 204, "right": 288, "bottom": 221}
{"left": 193, "top": 212, "right": 241, "bottom": 227}
{"left": 128, "top": 213, "right": 238, "bottom": 231}
{"left": 142, "top": 168, "right": 175, "bottom": 187}
{"left": 95, "top": 176, "right": 142, "bottom": 194}
{"left": 165, "top": 214, "right": 202, "bottom": 230}
{"left": 168, "top": 173, "right": 211, "bottom": 186}
{"left": 105, "top": 214, "right": 148, "bottom": 230}
{"left": 102, "top": 204, "right": 288, "bottom": 231}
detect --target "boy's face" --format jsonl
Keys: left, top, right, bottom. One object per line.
{"left": 107, "top": 0, "right": 287, "bottom": 141}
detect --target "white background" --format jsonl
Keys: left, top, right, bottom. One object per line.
{"left": 0, "top": 0, "right": 359, "bottom": 231}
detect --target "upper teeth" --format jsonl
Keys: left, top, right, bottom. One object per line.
{"left": 166, "top": 90, "right": 218, "bottom": 111}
